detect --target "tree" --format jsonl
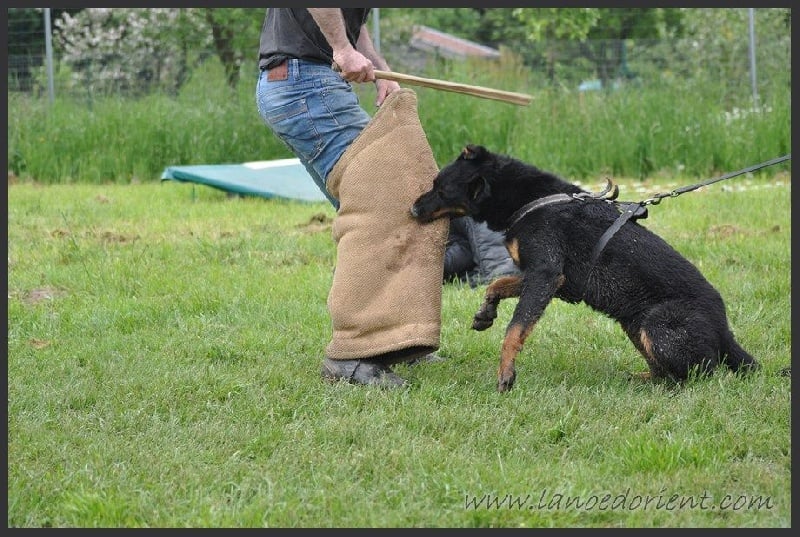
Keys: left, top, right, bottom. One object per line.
{"left": 50, "top": 8, "right": 263, "bottom": 96}
{"left": 513, "top": 8, "right": 683, "bottom": 88}
{"left": 671, "top": 8, "right": 791, "bottom": 98}
{"left": 200, "top": 8, "right": 264, "bottom": 90}
{"left": 54, "top": 8, "right": 212, "bottom": 96}
{"left": 381, "top": 8, "right": 684, "bottom": 88}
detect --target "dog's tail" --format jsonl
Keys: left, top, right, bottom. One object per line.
{"left": 722, "top": 334, "right": 759, "bottom": 374}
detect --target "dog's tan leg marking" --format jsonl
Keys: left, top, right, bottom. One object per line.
{"left": 473, "top": 275, "right": 523, "bottom": 331}
{"left": 636, "top": 329, "right": 658, "bottom": 380}
{"left": 497, "top": 322, "right": 535, "bottom": 392}
{"left": 505, "top": 238, "right": 520, "bottom": 266}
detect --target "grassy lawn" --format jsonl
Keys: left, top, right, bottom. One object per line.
{"left": 7, "top": 176, "right": 791, "bottom": 528}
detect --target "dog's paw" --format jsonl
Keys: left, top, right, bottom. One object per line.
{"left": 472, "top": 315, "right": 495, "bottom": 331}
{"left": 497, "top": 369, "right": 516, "bottom": 392}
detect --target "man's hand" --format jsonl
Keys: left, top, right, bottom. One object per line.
{"left": 308, "top": 9, "right": 400, "bottom": 106}
{"left": 375, "top": 79, "right": 401, "bottom": 107}
{"left": 332, "top": 48, "right": 374, "bottom": 83}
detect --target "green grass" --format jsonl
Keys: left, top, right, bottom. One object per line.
{"left": 7, "top": 55, "right": 791, "bottom": 185}
{"left": 7, "top": 176, "right": 791, "bottom": 528}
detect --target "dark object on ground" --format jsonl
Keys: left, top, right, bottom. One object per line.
{"left": 444, "top": 216, "right": 520, "bottom": 287}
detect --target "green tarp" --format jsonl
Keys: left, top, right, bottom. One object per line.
{"left": 161, "top": 158, "right": 329, "bottom": 203}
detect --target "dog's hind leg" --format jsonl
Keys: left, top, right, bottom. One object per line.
{"left": 635, "top": 302, "right": 727, "bottom": 381}
{"left": 473, "top": 275, "right": 523, "bottom": 331}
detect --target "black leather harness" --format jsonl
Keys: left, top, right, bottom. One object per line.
{"left": 505, "top": 178, "right": 640, "bottom": 271}
{"left": 501, "top": 152, "right": 791, "bottom": 302}
{"left": 504, "top": 178, "right": 646, "bottom": 303}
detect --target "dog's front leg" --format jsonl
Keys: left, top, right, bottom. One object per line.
{"left": 473, "top": 275, "right": 523, "bottom": 331}
{"left": 497, "top": 273, "right": 564, "bottom": 392}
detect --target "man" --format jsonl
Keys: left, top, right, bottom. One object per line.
{"left": 256, "top": 8, "right": 443, "bottom": 389}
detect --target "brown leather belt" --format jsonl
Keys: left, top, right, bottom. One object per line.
{"left": 266, "top": 60, "right": 288, "bottom": 81}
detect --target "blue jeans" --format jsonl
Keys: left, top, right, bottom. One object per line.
{"left": 255, "top": 59, "right": 371, "bottom": 210}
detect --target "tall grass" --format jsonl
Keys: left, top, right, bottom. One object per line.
{"left": 7, "top": 55, "right": 791, "bottom": 184}
{"left": 7, "top": 175, "right": 791, "bottom": 527}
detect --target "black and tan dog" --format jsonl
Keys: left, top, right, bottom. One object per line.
{"left": 411, "top": 144, "right": 759, "bottom": 391}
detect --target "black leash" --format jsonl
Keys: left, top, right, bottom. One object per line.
{"left": 636, "top": 153, "right": 791, "bottom": 207}
{"left": 590, "top": 153, "right": 791, "bottom": 265}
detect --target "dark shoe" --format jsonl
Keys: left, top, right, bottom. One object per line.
{"left": 372, "top": 345, "right": 438, "bottom": 366}
{"left": 321, "top": 357, "right": 408, "bottom": 389}
{"left": 406, "top": 352, "right": 446, "bottom": 366}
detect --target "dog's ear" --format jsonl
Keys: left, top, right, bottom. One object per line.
{"left": 468, "top": 175, "right": 490, "bottom": 202}
{"left": 462, "top": 144, "right": 487, "bottom": 161}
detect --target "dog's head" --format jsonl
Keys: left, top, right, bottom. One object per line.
{"left": 411, "top": 144, "right": 494, "bottom": 223}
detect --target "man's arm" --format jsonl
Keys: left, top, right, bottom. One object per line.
{"left": 307, "top": 9, "right": 400, "bottom": 105}
{"left": 355, "top": 24, "right": 389, "bottom": 71}
{"left": 307, "top": 8, "right": 372, "bottom": 83}
{"left": 355, "top": 23, "right": 401, "bottom": 106}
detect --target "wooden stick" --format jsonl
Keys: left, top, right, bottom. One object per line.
{"left": 374, "top": 70, "right": 532, "bottom": 106}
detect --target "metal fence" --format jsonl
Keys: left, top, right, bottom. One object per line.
{"left": 8, "top": 8, "right": 791, "bottom": 106}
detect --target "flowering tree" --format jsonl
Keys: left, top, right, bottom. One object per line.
{"left": 53, "top": 8, "right": 263, "bottom": 96}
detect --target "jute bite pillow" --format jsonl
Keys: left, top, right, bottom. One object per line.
{"left": 325, "top": 88, "right": 448, "bottom": 360}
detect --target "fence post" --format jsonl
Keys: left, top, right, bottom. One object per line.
{"left": 748, "top": 8, "right": 758, "bottom": 106}
{"left": 373, "top": 8, "right": 380, "bottom": 53}
{"left": 44, "top": 7, "right": 55, "bottom": 104}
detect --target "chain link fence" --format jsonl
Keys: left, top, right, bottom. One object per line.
{"left": 8, "top": 8, "right": 791, "bottom": 106}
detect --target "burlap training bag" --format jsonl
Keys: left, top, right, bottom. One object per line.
{"left": 325, "top": 88, "right": 448, "bottom": 360}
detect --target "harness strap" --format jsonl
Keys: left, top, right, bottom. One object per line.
{"left": 506, "top": 193, "right": 574, "bottom": 236}
{"left": 578, "top": 202, "right": 648, "bottom": 302}
{"left": 506, "top": 179, "right": 619, "bottom": 234}
{"left": 588, "top": 202, "right": 648, "bottom": 267}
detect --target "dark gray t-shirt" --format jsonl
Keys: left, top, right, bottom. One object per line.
{"left": 258, "top": 8, "right": 371, "bottom": 70}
